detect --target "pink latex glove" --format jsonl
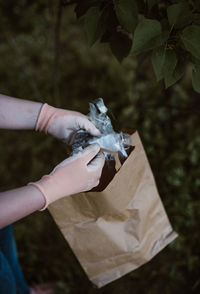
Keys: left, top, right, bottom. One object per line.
{"left": 28, "top": 144, "right": 105, "bottom": 210}
{"left": 35, "top": 103, "right": 101, "bottom": 143}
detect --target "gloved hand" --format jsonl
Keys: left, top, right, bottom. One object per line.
{"left": 35, "top": 103, "right": 100, "bottom": 143}
{"left": 28, "top": 144, "right": 105, "bottom": 210}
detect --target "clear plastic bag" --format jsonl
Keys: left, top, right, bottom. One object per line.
{"left": 72, "top": 98, "right": 131, "bottom": 160}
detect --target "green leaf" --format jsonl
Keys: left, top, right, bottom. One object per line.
{"left": 192, "top": 59, "right": 200, "bottom": 93}
{"left": 152, "top": 46, "right": 178, "bottom": 85}
{"left": 109, "top": 32, "right": 132, "bottom": 62}
{"left": 152, "top": 46, "right": 182, "bottom": 88}
{"left": 180, "top": 25, "right": 200, "bottom": 60}
{"left": 164, "top": 60, "right": 185, "bottom": 88}
{"left": 152, "top": 46, "right": 166, "bottom": 81}
{"left": 167, "top": 2, "right": 193, "bottom": 29}
{"left": 164, "top": 50, "right": 177, "bottom": 77}
{"left": 163, "top": 51, "right": 178, "bottom": 88}
{"left": 130, "top": 19, "right": 167, "bottom": 55}
{"left": 84, "top": 6, "right": 107, "bottom": 46}
{"left": 74, "top": 0, "right": 99, "bottom": 19}
{"left": 100, "top": 5, "right": 119, "bottom": 43}
{"left": 113, "top": 0, "right": 138, "bottom": 33}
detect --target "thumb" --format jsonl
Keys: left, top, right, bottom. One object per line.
{"left": 87, "top": 152, "right": 105, "bottom": 172}
{"left": 81, "top": 143, "right": 100, "bottom": 164}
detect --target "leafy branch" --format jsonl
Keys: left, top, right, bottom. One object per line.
{"left": 63, "top": 0, "right": 200, "bottom": 93}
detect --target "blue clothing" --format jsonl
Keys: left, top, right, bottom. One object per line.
{"left": 0, "top": 225, "right": 30, "bottom": 294}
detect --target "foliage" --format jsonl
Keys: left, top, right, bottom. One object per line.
{"left": 70, "top": 0, "right": 200, "bottom": 93}
{"left": 0, "top": 1, "right": 200, "bottom": 294}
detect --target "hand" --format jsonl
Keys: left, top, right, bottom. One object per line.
{"left": 35, "top": 103, "right": 100, "bottom": 143}
{"left": 28, "top": 144, "right": 105, "bottom": 210}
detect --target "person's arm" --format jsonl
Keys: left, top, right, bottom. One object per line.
{"left": 0, "top": 94, "right": 101, "bottom": 140}
{"left": 0, "top": 185, "right": 45, "bottom": 229}
{"left": 0, "top": 144, "right": 105, "bottom": 229}
{"left": 0, "top": 94, "right": 42, "bottom": 130}
{"left": 0, "top": 95, "right": 104, "bottom": 228}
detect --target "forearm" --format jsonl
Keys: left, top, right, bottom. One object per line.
{"left": 0, "top": 185, "right": 45, "bottom": 229}
{"left": 0, "top": 94, "right": 43, "bottom": 130}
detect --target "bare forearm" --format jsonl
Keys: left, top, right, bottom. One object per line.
{"left": 0, "top": 185, "right": 45, "bottom": 229}
{"left": 0, "top": 94, "right": 43, "bottom": 130}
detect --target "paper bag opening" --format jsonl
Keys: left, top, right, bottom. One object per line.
{"left": 92, "top": 144, "right": 135, "bottom": 192}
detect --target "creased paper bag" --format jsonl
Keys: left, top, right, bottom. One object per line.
{"left": 48, "top": 131, "right": 178, "bottom": 288}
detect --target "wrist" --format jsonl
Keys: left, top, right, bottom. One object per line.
{"left": 26, "top": 184, "right": 46, "bottom": 210}
{"left": 28, "top": 175, "right": 71, "bottom": 210}
{"left": 34, "top": 103, "right": 44, "bottom": 130}
{"left": 35, "top": 103, "right": 57, "bottom": 134}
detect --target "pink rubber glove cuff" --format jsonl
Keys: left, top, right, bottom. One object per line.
{"left": 28, "top": 144, "right": 105, "bottom": 210}
{"left": 28, "top": 174, "right": 68, "bottom": 211}
{"left": 35, "top": 103, "right": 66, "bottom": 134}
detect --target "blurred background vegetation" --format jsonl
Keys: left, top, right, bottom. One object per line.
{"left": 0, "top": 0, "right": 200, "bottom": 293}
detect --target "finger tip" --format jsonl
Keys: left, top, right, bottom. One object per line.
{"left": 92, "top": 129, "right": 101, "bottom": 137}
{"left": 93, "top": 143, "right": 100, "bottom": 150}
{"left": 89, "top": 143, "right": 101, "bottom": 154}
{"left": 87, "top": 123, "right": 101, "bottom": 136}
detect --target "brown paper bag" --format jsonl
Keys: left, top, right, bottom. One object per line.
{"left": 48, "top": 131, "right": 178, "bottom": 288}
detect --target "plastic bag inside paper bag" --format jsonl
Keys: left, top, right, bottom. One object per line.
{"left": 72, "top": 98, "right": 131, "bottom": 160}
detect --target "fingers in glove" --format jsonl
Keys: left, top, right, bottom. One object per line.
{"left": 87, "top": 152, "right": 105, "bottom": 172}
{"left": 77, "top": 116, "right": 101, "bottom": 137}
{"left": 81, "top": 143, "right": 100, "bottom": 164}
{"left": 50, "top": 143, "right": 100, "bottom": 174}
{"left": 63, "top": 130, "right": 78, "bottom": 145}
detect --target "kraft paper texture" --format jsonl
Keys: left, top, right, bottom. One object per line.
{"left": 48, "top": 131, "right": 178, "bottom": 288}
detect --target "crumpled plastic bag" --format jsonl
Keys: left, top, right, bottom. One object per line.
{"left": 72, "top": 98, "right": 131, "bottom": 160}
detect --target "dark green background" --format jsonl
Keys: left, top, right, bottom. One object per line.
{"left": 0, "top": 1, "right": 200, "bottom": 293}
